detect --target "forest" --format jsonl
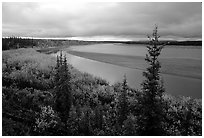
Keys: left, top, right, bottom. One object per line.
{"left": 2, "top": 27, "right": 202, "bottom": 136}
{"left": 2, "top": 37, "right": 97, "bottom": 50}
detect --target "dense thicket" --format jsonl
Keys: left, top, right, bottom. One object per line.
{"left": 2, "top": 28, "right": 202, "bottom": 136}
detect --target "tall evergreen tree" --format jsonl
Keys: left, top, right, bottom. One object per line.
{"left": 54, "top": 55, "right": 60, "bottom": 85}
{"left": 59, "top": 51, "right": 63, "bottom": 66}
{"left": 118, "top": 75, "right": 128, "bottom": 126}
{"left": 62, "top": 55, "right": 70, "bottom": 82}
{"left": 54, "top": 52, "right": 72, "bottom": 127}
{"left": 137, "top": 26, "right": 165, "bottom": 136}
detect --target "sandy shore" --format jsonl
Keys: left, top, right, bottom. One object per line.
{"left": 67, "top": 50, "right": 202, "bottom": 80}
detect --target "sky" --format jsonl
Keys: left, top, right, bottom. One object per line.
{"left": 2, "top": 2, "right": 202, "bottom": 41}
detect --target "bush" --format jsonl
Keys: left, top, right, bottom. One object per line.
{"left": 163, "top": 95, "right": 202, "bottom": 136}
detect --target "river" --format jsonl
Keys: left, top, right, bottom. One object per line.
{"left": 57, "top": 44, "right": 202, "bottom": 98}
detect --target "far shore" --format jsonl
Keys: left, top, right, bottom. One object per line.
{"left": 67, "top": 50, "right": 202, "bottom": 80}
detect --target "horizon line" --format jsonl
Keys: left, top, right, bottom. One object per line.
{"left": 2, "top": 36, "right": 202, "bottom": 42}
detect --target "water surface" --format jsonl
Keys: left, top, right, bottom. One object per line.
{"left": 60, "top": 44, "right": 202, "bottom": 98}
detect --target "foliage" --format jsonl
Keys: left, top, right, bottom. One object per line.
{"left": 163, "top": 95, "right": 202, "bottom": 136}
{"left": 2, "top": 87, "right": 54, "bottom": 135}
{"left": 34, "top": 106, "right": 64, "bottom": 135}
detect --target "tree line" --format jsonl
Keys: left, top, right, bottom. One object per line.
{"left": 2, "top": 37, "right": 37, "bottom": 50}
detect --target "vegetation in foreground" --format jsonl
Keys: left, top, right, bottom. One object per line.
{"left": 2, "top": 27, "right": 202, "bottom": 136}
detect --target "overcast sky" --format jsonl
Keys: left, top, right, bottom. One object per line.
{"left": 2, "top": 2, "right": 202, "bottom": 41}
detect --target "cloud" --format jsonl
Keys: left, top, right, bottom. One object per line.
{"left": 2, "top": 2, "right": 202, "bottom": 40}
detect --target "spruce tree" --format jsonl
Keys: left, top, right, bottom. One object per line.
{"left": 59, "top": 51, "right": 63, "bottom": 66}
{"left": 54, "top": 55, "right": 60, "bottom": 85}
{"left": 137, "top": 26, "right": 165, "bottom": 136}
{"left": 54, "top": 52, "right": 72, "bottom": 127}
{"left": 118, "top": 75, "right": 128, "bottom": 126}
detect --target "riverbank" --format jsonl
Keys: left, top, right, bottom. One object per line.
{"left": 67, "top": 50, "right": 201, "bottom": 80}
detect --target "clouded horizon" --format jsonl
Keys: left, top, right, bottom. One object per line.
{"left": 2, "top": 2, "right": 202, "bottom": 41}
